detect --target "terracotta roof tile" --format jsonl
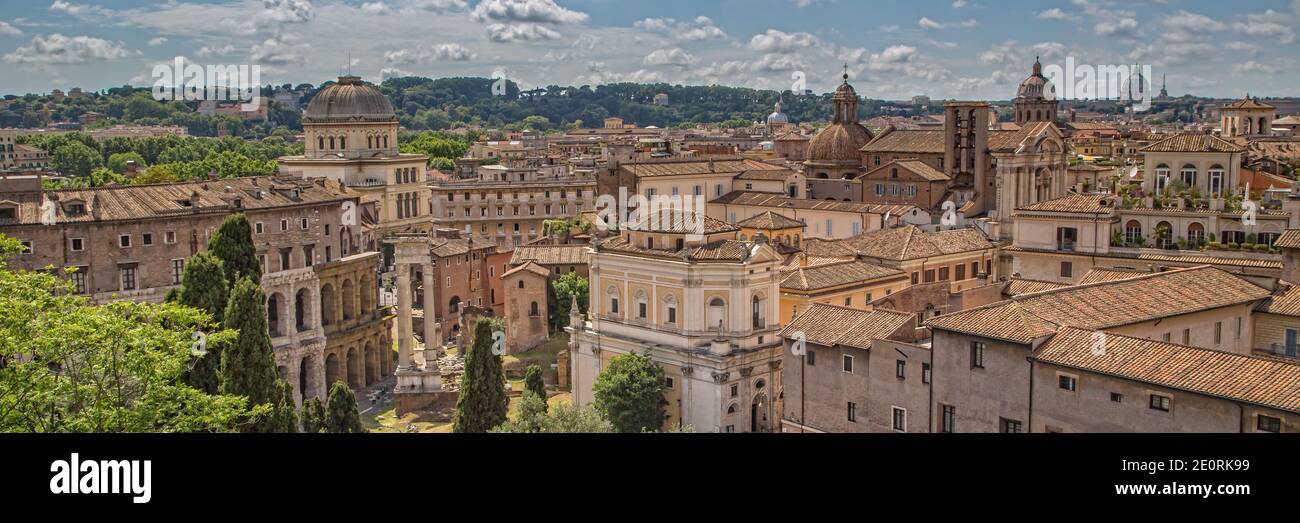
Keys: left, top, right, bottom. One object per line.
{"left": 1013, "top": 193, "right": 1119, "bottom": 215}
{"left": 781, "top": 259, "right": 905, "bottom": 292}
{"left": 864, "top": 159, "right": 950, "bottom": 182}
{"left": 1140, "top": 133, "right": 1245, "bottom": 153}
{"left": 621, "top": 157, "right": 786, "bottom": 178}
{"left": 781, "top": 303, "right": 913, "bottom": 350}
{"left": 502, "top": 260, "right": 550, "bottom": 278}
{"left": 1034, "top": 327, "right": 1300, "bottom": 412}
{"left": 736, "top": 211, "right": 804, "bottom": 230}
{"left": 1275, "top": 229, "right": 1300, "bottom": 249}
{"left": 711, "top": 190, "right": 916, "bottom": 216}
{"left": 1077, "top": 267, "right": 1150, "bottom": 285}
{"left": 843, "top": 225, "right": 994, "bottom": 261}
{"left": 509, "top": 244, "right": 590, "bottom": 266}
{"left": 1003, "top": 278, "right": 1071, "bottom": 296}
{"left": 1255, "top": 283, "right": 1300, "bottom": 317}
{"left": 860, "top": 130, "right": 945, "bottom": 154}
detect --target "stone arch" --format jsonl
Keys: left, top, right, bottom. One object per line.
{"left": 449, "top": 295, "right": 462, "bottom": 314}
{"left": 346, "top": 347, "right": 362, "bottom": 390}
{"left": 325, "top": 352, "right": 341, "bottom": 389}
{"left": 298, "top": 357, "right": 310, "bottom": 404}
{"left": 320, "top": 283, "right": 336, "bottom": 326}
{"left": 1188, "top": 222, "right": 1206, "bottom": 246}
{"left": 364, "top": 340, "right": 379, "bottom": 385}
{"left": 295, "top": 287, "right": 312, "bottom": 332}
{"left": 267, "top": 292, "right": 284, "bottom": 337}
{"left": 1125, "top": 220, "right": 1143, "bottom": 245}
{"left": 1155, "top": 221, "right": 1174, "bottom": 249}
{"left": 359, "top": 273, "right": 374, "bottom": 313}
{"left": 751, "top": 392, "right": 771, "bottom": 433}
{"left": 341, "top": 279, "right": 356, "bottom": 321}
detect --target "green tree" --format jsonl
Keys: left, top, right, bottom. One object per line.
{"left": 492, "top": 401, "right": 612, "bottom": 433}
{"left": 52, "top": 141, "right": 103, "bottom": 177}
{"left": 550, "top": 273, "right": 588, "bottom": 330}
{"left": 107, "top": 151, "right": 146, "bottom": 173}
{"left": 524, "top": 364, "right": 546, "bottom": 410}
{"left": 300, "top": 396, "right": 326, "bottom": 433}
{"left": 88, "top": 167, "right": 128, "bottom": 187}
{"left": 493, "top": 390, "right": 548, "bottom": 432}
{"left": 270, "top": 380, "right": 299, "bottom": 433}
{"left": 177, "top": 251, "right": 228, "bottom": 323}
{"left": 452, "top": 318, "right": 508, "bottom": 433}
{"left": 325, "top": 380, "right": 365, "bottom": 433}
{"left": 209, "top": 213, "right": 261, "bottom": 287}
{"left": 593, "top": 353, "right": 666, "bottom": 433}
{"left": 219, "top": 277, "right": 282, "bottom": 432}
{"left": 0, "top": 234, "right": 257, "bottom": 432}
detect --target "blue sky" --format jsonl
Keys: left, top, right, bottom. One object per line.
{"left": 0, "top": 0, "right": 1297, "bottom": 99}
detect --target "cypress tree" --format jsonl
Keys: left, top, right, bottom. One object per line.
{"left": 300, "top": 396, "right": 326, "bottom": 433}
{"left": 269, "top": 380, "right": 299, "bottom": 433}
{"left": 524, "top": 364, "right": 547, "bottom": 412}
{"left": 178, "top": 252, "right": 229, "bottom": 394}
{"left": 208, "top": 213, "right": 261, "bottom": 288}
{"left": 219, "top": 276, "right": 281, "bottom": 432}
{"left": 325, "top": 380, "right": 365, "bottom": 433}
{"left": 452, "top": 318, "right": 508, "bottom": 433}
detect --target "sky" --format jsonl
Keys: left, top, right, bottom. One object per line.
{"left": 0, "top": 0, "right": 1297, "bottom": 100}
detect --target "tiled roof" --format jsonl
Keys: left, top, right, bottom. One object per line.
{"left": 1013, "top": 193, "right": 1118, "bottom": 215}
{"left": 778, "top": 253, "right": 852, "bottom": 272}
{"left": 1003, "top": 278, "right": 1071, "bottom": 296}
{"left": 509, "top": 244, "right": 590, "bottom": 266}
{"left": 988, "top": 122, "right": 1055, "bottom": 153}
{"left": 621, "top": 157, "right": 787, "bottom": 178}
{"left": 1223, "top": 97, "right": 1275, "bottom": 110}
{"left": 0, "top": 176, "right": 356, "bottom": 226}
{"left": 502, "top": 260, "right": 550, "bottom": 279}
{"left": 430, "top": 236, "right": 495, "bottom": 258}
{"left": 1003, "top": 246, "right": 1285, "bottom": 270}
{"left": 711, "top": 190, "right": 917, "bottom": 216}
{"left": 1033, "top": 327, "right": 1300, "bottom": 413}
{"left": 623, "top": 210, "right": 738, "bottom": 234}
{"left": 597, "top": 235, "right": 756, "bottom": 262}
{"left": 1275, "top": 229, "right": 1300, "bottom": 249}
{"left": 781, "top": 303, "right": 913, "bottom": 350}
{"left": 781, "top": 259, "right": 905, "bottom": 292}
{"left": 860, "top": 130, "right": 944, "bottom": 154}
{"left": 1077, "top": 267, "right": 1150, "bottom": 285}
{"left": 736, "top": 211, "right": 804, "bottom": 230}
{"left": 735, "top": 169, "right": 797, "bottom": 181}
{"left": 864, "top": 159, "right": 950, "bottom": 182}
{"left": 773, "top": 131, "right": 809, "bottom": 142}
{"left": 799, "top": 237, "right": 859, "bottom": 258}
{"left": 843, "top": 225, "right": 995, "bottom": 261}
{"left": 927, "top": 266, "right": 1270, "bottom": 344}
{"left": 1140, "top": 133, "right": 1245, "bottom": 153}
{"left": 1255, "top": 283, "right": 1300, "bottom": 317}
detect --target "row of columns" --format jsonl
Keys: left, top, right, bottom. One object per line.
{"left": 395, "top": 261, "right": 439, "bottom": 370}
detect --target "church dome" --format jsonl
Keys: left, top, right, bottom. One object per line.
{"left": 1017, "top": 58, "right": 1052, "bottom": 100}
{"left": 806, "top": 123, "right": 872, "bottom": 163}
{"left": 767, "top": 101, "right": 789, "bottom": 125}
{"left": 304, "top": 76, "right": 396, "bottom": 123}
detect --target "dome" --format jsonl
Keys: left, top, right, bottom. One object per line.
{"left": 806, "top": 122, "right": 872, "bottom": 164}
{"left": 767, "top": 101, "right": 788, "bottom": 125}
{"left": 304, "top": 76, "right": 396, "bottom": 123}
{"left": 1017, "top": 58, "right": 1052, "bottom": 100}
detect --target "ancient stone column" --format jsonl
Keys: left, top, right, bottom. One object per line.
{"left": 422, "top": 262, "right": 437, "bottom": 355}
{"left": 396, "top": 263, "right": 413, "bottom": 370}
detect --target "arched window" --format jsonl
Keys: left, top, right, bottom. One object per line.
{"left": 708, "top": 297, "right": 726, "bottom": 332}
{"left": 295, "top": 288, "right": 311, "bottom": 332}
{"left": 1188, "top": 222, "right": 1206, "bottom": 246}
{"left": 1180, "top": 164, "right": 1197, "bottom": 187}
{"left": 339, "top": 136, "right": 346, "bottom": 149}
{"left": 664, "top": 295, "right": 677, "bottom": 325}
{"left": 751, "top": 294, "right": 765, "bottom": 329}
{"left": 517, "top": 280, "right": 524, "bottom": 289}
{"left": 606, "top": 286, "right": 621, "bottom": 316}
{"left": 1154, "top": 164, "right": 1171, "bottom": 193}
{"left": 267, "top": 293, "right": 282, "bottom": 337}
{"left": 1208, "top": 165, "right": 1225, "bottom": 198}
{"left": 367, "top": 135, "right": 373, "bottom": 149}
{"left": 317, "top": 136, "right": 324, "bottom": 150}
{"left": 1125, "top": 220, "right": 1143, "bottom": 245}
{"left": 1155, "top": 221, "right": 1174, "bottom": 249}
{"left": 529, "top": 301, "right": 539, "bottom": 317}
{"left": 329, "top": 137, "right": 335, "bottom": 149}
{"left": 449, "top": 296, "right": 461, "bottom": 313}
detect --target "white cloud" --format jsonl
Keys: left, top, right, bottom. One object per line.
{"left": 361, "top": 2, "right": 389, "bottom": 14}
{"left": 1235, "top": 61, "right": 1280, "bottom": 74}
{"left": 643, "top": 48, "right": 695, "bottom": 67}
{"left": 1036, "top": 8, "right": 1078, "bottom": 22}
{"left": 484, "top": 23, "right": 561, "bottom": 42}
{"left": 634, "top": 16, "right": 727, "bottom": 41}
{"left": 147, "top": 37, "right": 167, "bottom": 46}
{"left": 0, "top": 21, "right": 22, "bottom": 36}
{"left": 748, "top": 29, "right": 819, "bottom": 53}
{"left": 387, "top": 42, "right": 477, "bottom": 63}
{"left": 196, "top": 44, "right": 237, "bottom": 57}
{"left": 402, "top": 0, "right": 467, "bottom": 12}
{"left": 3, "top": 33, "right": 130, "bottom": 64}
{"left": 918, "top": 17, "right": 978, "bottom": 30}
{"left": 1234, "top": 10, "right": 1296, "bottom": 44}
{"left": 471, "top": 0, "right": 588, "bottom": 25}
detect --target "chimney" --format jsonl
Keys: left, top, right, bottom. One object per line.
{"left": 799, "top": 252, "right": 809, "bottom": 268}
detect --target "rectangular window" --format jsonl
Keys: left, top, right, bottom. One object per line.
{"left": 911, "top": 272, "right": 919, "bottom": 285}
{"left": 924, "top": 270, "right": 935, "bottom": 283}
{"left": 70, "top": 238, "right": 84, "bottom": 251}
{"left": 971, "top": 342, "right": 985, "bottom": 369}
{"left": 922, "top": 363, "right": 931, "bottom": 384}
{"left": 171, "top": 259, "right": 184, "bottom": 285}
{"left": 1058, "top": 375, "right": 1077, "bottom": 391}
{"left": 119, "top": 234, "right": 131, "bottom": 248}
{"left": 955, "top": 263, "right": 965, "bottom": 281}
{"left": 842, "top": 354, "right": 854, "bottom": 373}
{"left": 1060, "top": 262, "right": 1073, "bottom": 279}
{"left": 807, "top": 349, "right": 816, "bottom": 366}
{"left": 255, "top": 222, "right": 264, "bottom": 234}
{"left": 941, "top": 405, "right": 955, "bottom": 433}
{"left": 730, "top": 384, "right": 738, "bottom": 398}
{"left": 300, "top": 218, "right": 309, "bottom": 230}
{"left": 164, "top": 231, "right": 176, "bottom": 244}
{"left": 119, "top": 267, "right": 137, "bottom": 291}
{"left": 1214, "top": 322, "right": 1222, "bottom": 345}
{"left": 891, "top": 407, "right": 906, "bottom": 432}
{"left": 1257, "top": 415, "right": 1281, "bottom": 433}
{"left": 844, "top": 297, "right": 852, "bottom": 307}
{"left": 1235, "top": 317, "right": 1242, "bottom": 341}
{"left": 667, "top": 306, "right": 676, "bottom": 324}
{"left": 1150, "top": 394, "right": 1171, "bottom": 412}
{"left": 1000, "top": 418, "right": 1023, "bottom": 433}
{"left": 665, "top": 377, "right": 675, "bottom": 390}
{"left": 1181, "top": 329, "right": 1190, "bottom": 345}
{"left": 847, "top": 402, "right": 857, "bottom": 422}
{"left": 70, "top": 269, "right": 87, "bottom": 294}
{"left": 895, "top": 360, "right": 906, "bottom": 379}
{"left": 142, "top": 233, "right": 153, "bottom": 246}
{"left": 1111, "top": 392, "right": 1123, "bottom": 403}
{"left": 938, "top": 267, "right": 949, "bottom": 281}
{"left": 280, "top": 219, "right": 288, "bottom": 231}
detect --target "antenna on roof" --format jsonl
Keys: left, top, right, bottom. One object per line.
{"left": 347, "top": 51, "right": 352, "bottom": 76}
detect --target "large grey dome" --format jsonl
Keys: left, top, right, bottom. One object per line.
{"left": 304, "top": 76, "right": 396, "bottom": 123}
